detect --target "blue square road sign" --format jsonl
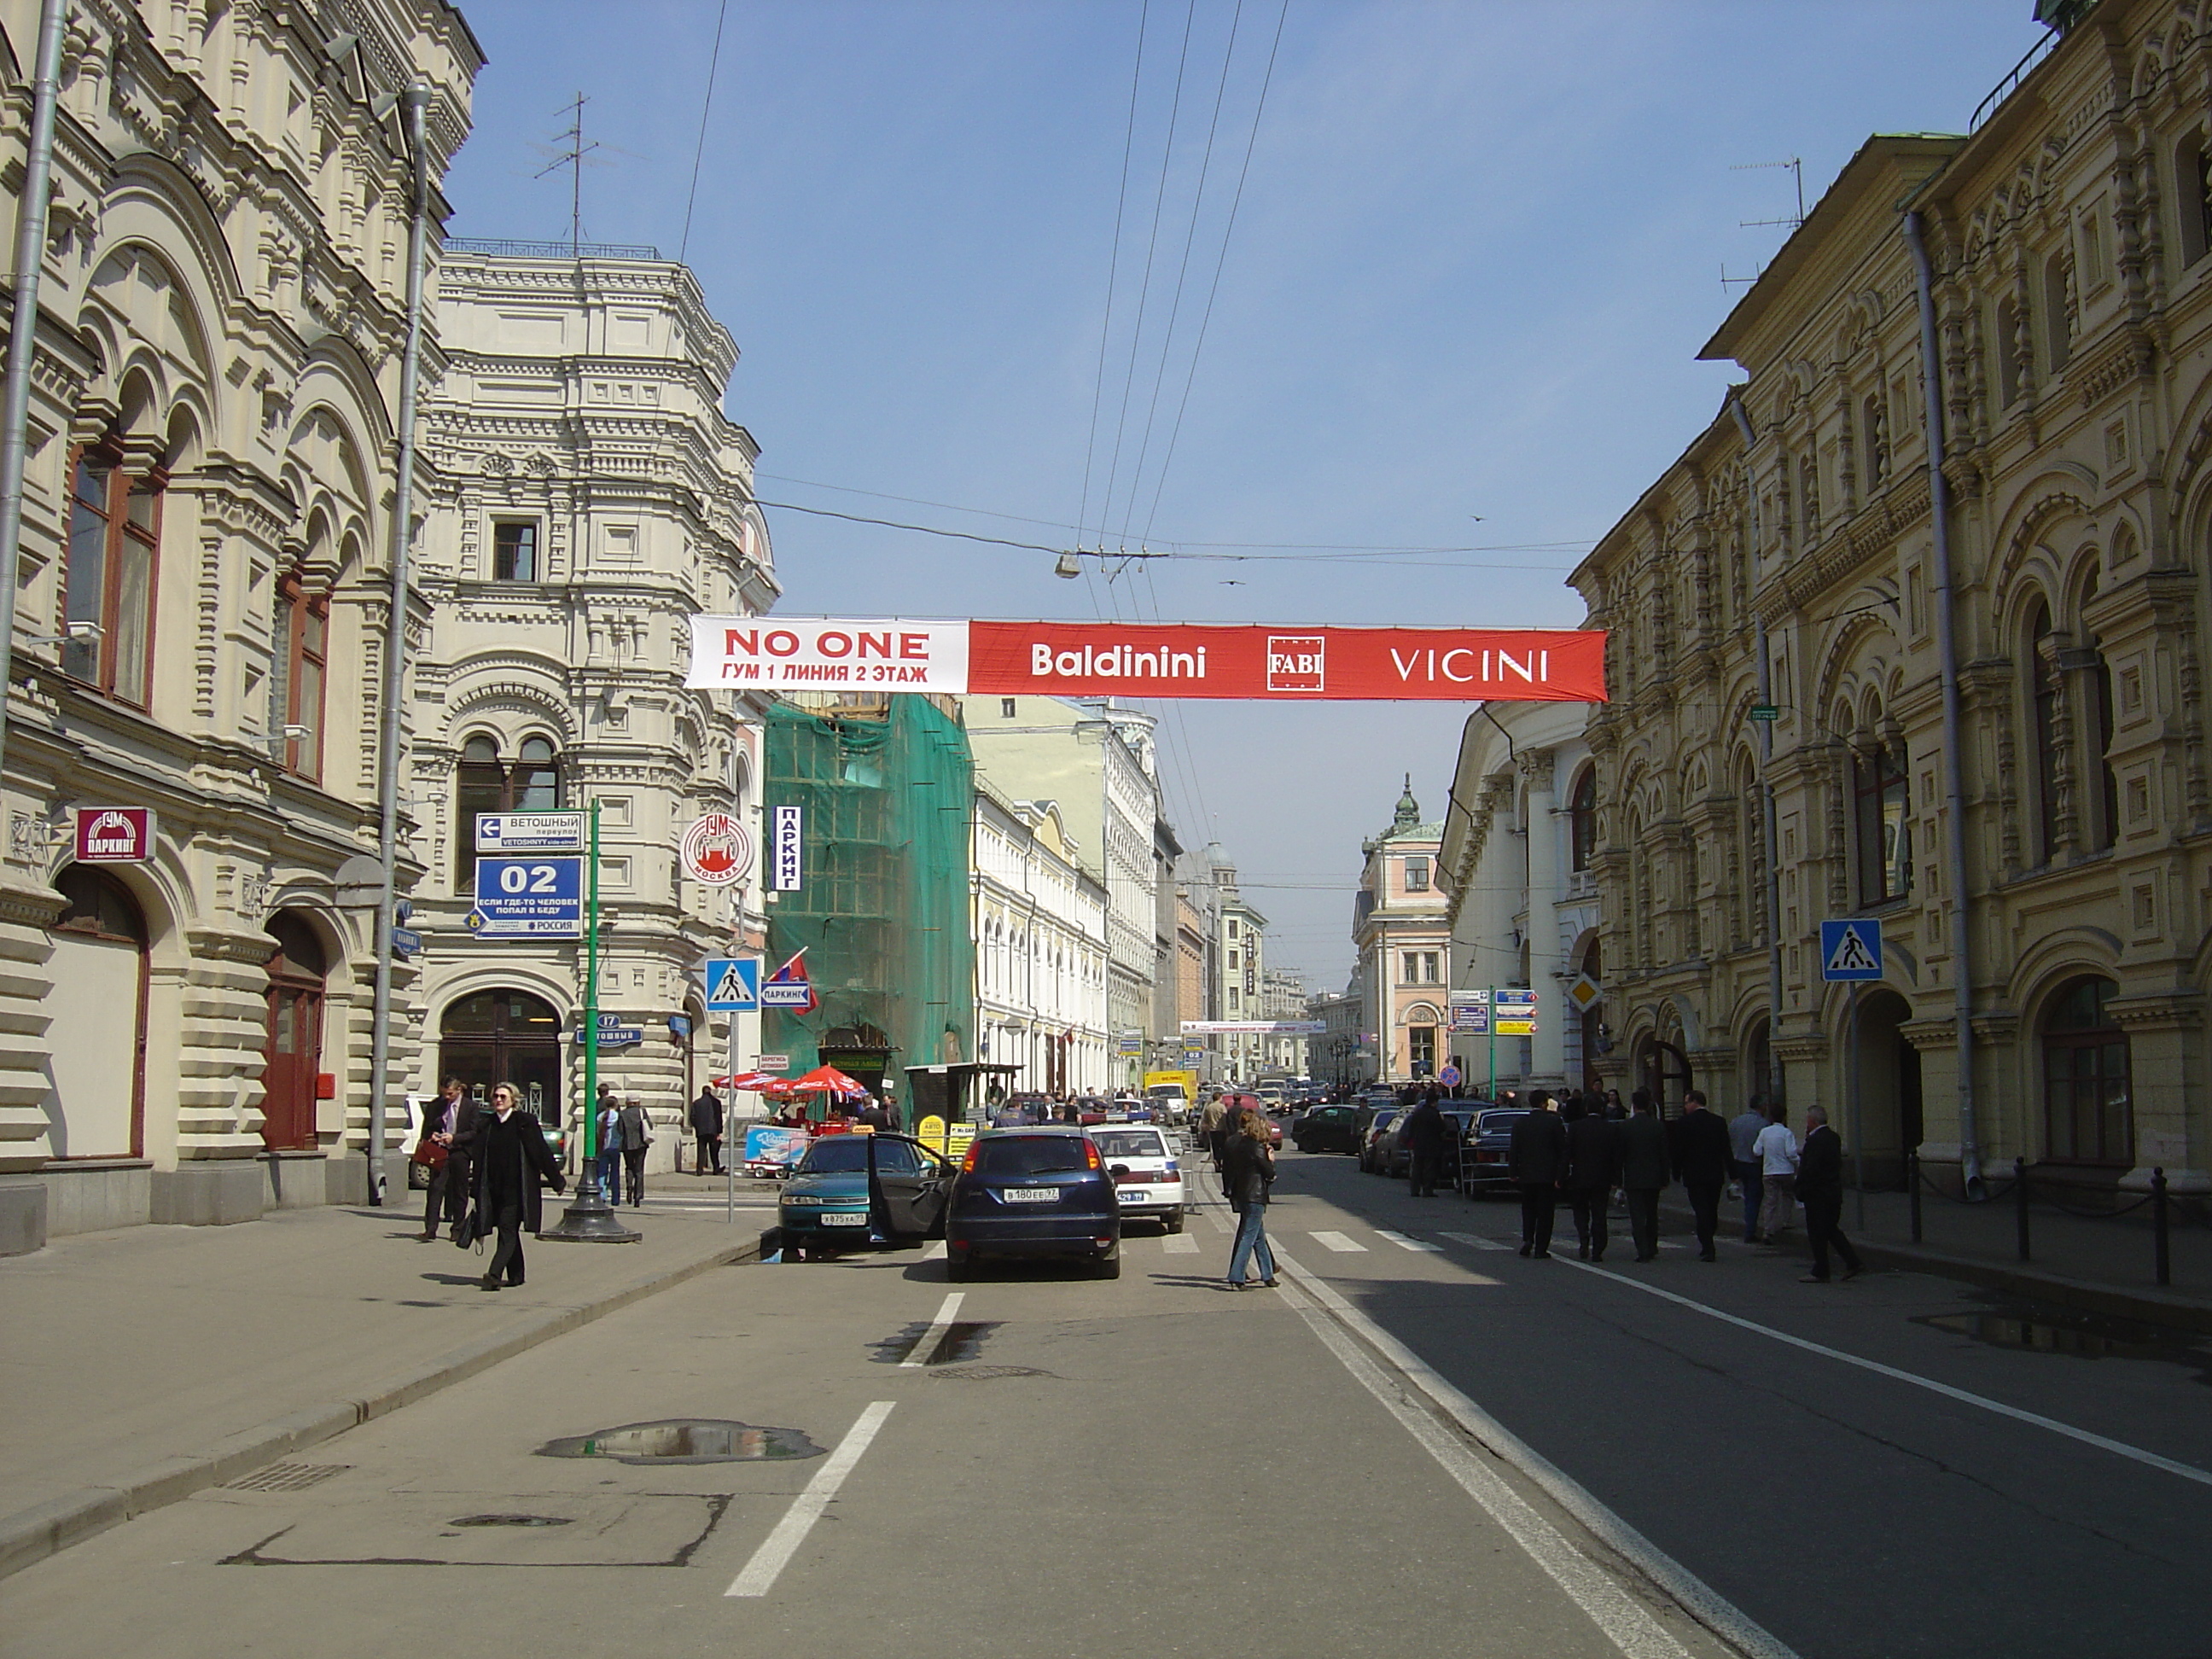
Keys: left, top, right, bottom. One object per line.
{"left": 1819, "top": 918, "right": 1884, "bottom": 982}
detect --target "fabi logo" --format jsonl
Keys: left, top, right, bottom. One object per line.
{"left": 1266, "top": 636, "right": 1324, "bottom": 692}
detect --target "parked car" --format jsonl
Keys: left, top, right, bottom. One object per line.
{"left": 1457, "top": 1108, "right": 1532, "bottom": 1195}
{"left": 777, "top": 1133, "right": 952, "bottom": 1260}
{"left": 1357, "top": 1107, "right": 1402, "bottom": 1173}
{"left": 1350, "top": 1094, "right": 1400, "bottom": 1158}
{"left": 1217, "top": 1091, "right": 1283, "bottom": 1150}
{"left": 1376, "top": 1105, "right": 1481, "bottom": 1179}
{"left": 1091, "top": 1124, "right": 1185, "bottom": 1232}
{"left": 1290, "top": 1104, "right": 1360, "bottom": 1155}
{"left": 946, "top": 1129, "right": 1122, "bottom": 1279}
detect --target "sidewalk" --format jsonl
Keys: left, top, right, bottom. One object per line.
{"left": 1660, "top": 1179, "right": 2212, "bottom": 1333}
{"left": 0, "top": 1191, "right": 770, "bottom": 1580}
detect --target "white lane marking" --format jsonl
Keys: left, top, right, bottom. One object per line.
{"left": 920, "top": 1241, "right": 946, "bottom": 1261}
{"left": 1440, "top": 1231, "right": 1512, "bottom": 1251}
{"left": 1375, "top": 1229, "right": 1441, "bottom": 1253}
{"left": 1307, "top": 1231, "right": 1368, "bottom": 1253}
{"left": 725, "top": 1401, "right": 895, "bottom": 1598}
{"left": 1557, "top": 1259, "right": 2212, "bottom": 1489}
{"left": 1207, "top": 1209, "right": 1235, "bottom": 1236}
{"left": 1162, "top": 1233, "right": 1200, "bottom": 1254}
{"left": 1272, "top": 1266, "right": 1698, "bottom": 1659}
{"left": 1280, "top": 1253, "right": 1797, "bottom": 1659}
{"left": 899, "top": 1292, "right": 964, "bottom": 1369}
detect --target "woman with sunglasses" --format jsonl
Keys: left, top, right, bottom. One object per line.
{"left": 463, "top": 1081, "right": 566, "bottom": 1290}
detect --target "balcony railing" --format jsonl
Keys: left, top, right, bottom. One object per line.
{"left": 445, "top": 236, "right": 662, "bottom": 261}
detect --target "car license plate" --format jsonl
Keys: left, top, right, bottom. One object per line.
{"left": 1002, "top": 1187, "right": 1058, "bottom": 1203}
{"left": 818, "top": 1212, "right": 869, "bottom": 1226}
{"left": 1117, "top": 1189, "right": 1150, "bottom": 1203}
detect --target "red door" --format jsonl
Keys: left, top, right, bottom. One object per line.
{"left": 259, "top": 913, "right": 328, "bottom": 1151}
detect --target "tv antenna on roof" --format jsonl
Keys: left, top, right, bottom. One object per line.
{"left": 535, "top": 92, "right": 605, "bottom": 259}
{"left": 1721, "top": 156, "right": 1806, "bottom": 292}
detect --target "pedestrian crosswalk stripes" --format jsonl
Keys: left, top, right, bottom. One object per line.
{"left": 1307, "top": 1231, "right": 1367, "bottom": 1253}
{"left": 1440, "top": 1231, "right": 1512, "bottom": 1251}
{"left": 1374, "top": 1230, "right": 1441, "bottom": 1253}
{"left": 1161, "top": 1233, "right": 1200, "bottom": 1254}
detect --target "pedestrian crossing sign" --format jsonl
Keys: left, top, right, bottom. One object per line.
{"left": 704, "top": 956, "right": 761, "bottom": 1012}
{"left": 1819, "top": 919, "right": 1883, "bottom": 982}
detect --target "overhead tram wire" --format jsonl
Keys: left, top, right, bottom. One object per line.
{"left": 1078, "top": 0, "right": 1151, "bottom": 544}
{"left": 1093, "top": 0, "right": 1199, "bottom": 556}
{"left": 1138, "top": 0, "right": 1289, "bottom": 545}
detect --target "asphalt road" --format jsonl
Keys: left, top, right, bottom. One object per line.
{"left": 3, "top": 1142, "right": 2203, "bottom": 1659}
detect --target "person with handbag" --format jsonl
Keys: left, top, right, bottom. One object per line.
{"left": 415, "top": 1076, "right": 475, "bottom": 1243}
{"left": 1222, "top": 1109, "right": 1279, "bottom": 1289}
{"left": 460, "top": 1080, "right": 564, "bottom": 1290}
{"left": 618, "top": 1094, "right": 652, "bottom": 1208}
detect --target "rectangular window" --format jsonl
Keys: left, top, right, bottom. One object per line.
{"left": 1854, "top": 742, "right": 1912, "bottom": 906}
{"left": 1402, "top": 952, "right": 1419, "bottom": 984}
{"left": 1000, "top": 698, "right": 1016, "bottom": 719}
{"left": 62, "top": 452, "right": 160, "bottom": 707}
{"left": 271, "top": 574, "right": 329, "bottom": 781}
{"left": 1404, "top": 857, "right": 1429, "bottom": 891}
{"left": 492, "top": 520, "right": 538, "bottom": 581}
{"left": 1409, "top": 1026, "right": 1437, "bottom": 1075}
{"left": 1421, "top": 952, "right": 1441, "bottom": 983}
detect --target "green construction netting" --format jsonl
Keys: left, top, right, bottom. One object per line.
{"left": 764, "top": 696, "right": 975, "bottom": 1096}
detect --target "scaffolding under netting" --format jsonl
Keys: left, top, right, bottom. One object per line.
{"left": 763, "top": 696, "right": 976, "bottom": 1102}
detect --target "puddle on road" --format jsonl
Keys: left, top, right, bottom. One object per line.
{"left": 930, "top": 1364, "right": 1057, "bottom": 1381}
{"left": 535, "top": 1419, "right": 826, "bottom": 1464}
{"left": 1916, "top": 1306, "right": 2212, "bottom": 1383}
{"left": 446, "top": 1513, "right": 573, "bottom": 1529}
{"left": 870, "top": 1320, "right": 1004, "bottom": 1366}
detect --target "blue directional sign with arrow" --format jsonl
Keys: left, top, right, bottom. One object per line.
{"left": 1819, "top": 917, "right": 1884, "bottom": 982}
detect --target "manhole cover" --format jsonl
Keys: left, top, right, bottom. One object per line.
{"left": 535, "top": 1419, "right": 825, "bottom": 1464}
{"left": 225, "top": 1464, "right": 352, "bottom": 1493}
{"left": 449, "top": 1513, "right": 574, "bottom": 1528}
{"left": 929, "top": 1365, "right": 1057, "bottom": 1381}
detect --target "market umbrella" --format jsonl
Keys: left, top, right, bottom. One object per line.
{"left": 714, "top": 1071, "right": 781, "bottom": 1091}
{"left": 795, "top": 1063, "right": 869, "bottom": 1100}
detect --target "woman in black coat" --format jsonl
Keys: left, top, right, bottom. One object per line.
{"left": 462, "top": 1081, "right": 566, "bottom": 1290}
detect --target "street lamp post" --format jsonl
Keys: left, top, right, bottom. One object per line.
{"left": 544, "top": 799, "right": 639, "bottom": 1243}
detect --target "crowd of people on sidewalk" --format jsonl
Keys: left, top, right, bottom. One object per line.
{"left": 1501, "top": 1087, "right": 1864, "bottom": 1282}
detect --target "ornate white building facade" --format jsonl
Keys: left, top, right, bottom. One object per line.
{"left": 1353, "top": 783, "right": 1450, "bottom": 1087}
{"left": 0, "top": 0, "right": 482, "bottom": 1251}
{"left": 970, "top": 778, "right": 1108, "bottom": 1096}
{"left": 412, "top": 242, "right": 777, "bottom": 1163}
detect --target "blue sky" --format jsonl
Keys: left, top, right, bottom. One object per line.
{"left": 442, "top": 0, "right": 2045, "bottom": 989}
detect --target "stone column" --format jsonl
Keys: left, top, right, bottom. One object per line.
{"left": 0, "top": 881, "right": 61, "bottom": 1254}
{"left": 1522, "top": 750, "right": 1565, "bottom": 1091}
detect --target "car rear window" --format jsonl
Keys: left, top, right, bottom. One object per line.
{"left": 1092, "top": 1130, "right": 1167, "bottom": 1160}
{"left": 972, "top": 1136, "right": 1091, "bottom": 1176}
{"left": 1477, "top": 1111, "right": 1530, "bottom": 1133}
{"left": 796, "top": 1138, "right": 872, "bottom": 1173}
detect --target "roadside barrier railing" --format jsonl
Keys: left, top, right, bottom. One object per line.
{"left": 1904, "top": 1150, "right": 2197, "bottom": 1288}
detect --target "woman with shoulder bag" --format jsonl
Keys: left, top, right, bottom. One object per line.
{"left": 1222, "top": 1109, "right": 1279, "bottom": 1290}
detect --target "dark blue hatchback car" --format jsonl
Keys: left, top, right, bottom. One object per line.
{"left": 946, "top": 1128, "right": 1121, "bottom": 1280}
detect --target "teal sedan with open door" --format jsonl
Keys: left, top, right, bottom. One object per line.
{"left": 777, "top": 1133, "right": 952, "bottom": 1260}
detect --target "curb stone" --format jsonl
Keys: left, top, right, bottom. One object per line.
{"left": 0, "top": 1235, "right": 759, "bottom": 1583}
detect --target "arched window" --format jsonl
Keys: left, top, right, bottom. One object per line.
{"left": 2028, "top": 602, "right": 2060, "bottom": 862}
{"left": 1569, "top": 766, "right": 1598, "bottom": 872}
{"left": 1854, "top": 740, "right": 1911, "bottom": 906}
{"left": 2044, "top": 255, "right": 2073, "bottom": 374}
{"left": 270, "top": 569, "right": 329, "bottom": 780}
{"left": 2042, "top": 976, "right": 2131, "bottom": 1165}
{"left": 455, "top": 734, "right": 564, "bottom": 883}
{"left": 2081, "top": 573, "right": 2117, "bottom": 853}
{"left": 62, "top": 443, "right": 162, "bottom": 707}
{"left": 1996, "top": 295, "right": 2025, "bottom": 407}
{"left": 2175, "top": 130, "right": 2212, "bottom": 267}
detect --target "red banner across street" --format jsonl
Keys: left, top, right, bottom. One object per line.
{"left": 686, "top": 617, "right": 1607, "bottom": 701}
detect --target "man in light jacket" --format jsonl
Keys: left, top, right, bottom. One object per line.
{"left": 1753, "top": 1103, "right": 1800, "bottom": 1243}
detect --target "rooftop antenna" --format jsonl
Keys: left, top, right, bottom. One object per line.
{"left": 1721, "top": 157, "right": 1805, "bottom": 293}
{"left": 535, "top": 92, "right": 602, "bottom": 259}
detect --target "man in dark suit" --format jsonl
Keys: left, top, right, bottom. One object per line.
{"left": 1507, "top": 1093, "right": 1569, "bottom": 1258}
{"left": 418, "top": 1075, "right": 479, "bottom": 1243}
{"left": 1619, "top": 1089, "right": 1671, "bottom": 1262}
{"left": 463, "top": 1080, "right": 566, "bottom": 1290}
{"left": 1796, "top": 1105, "right": 1865, "bottom": 1283}
{"left": 1562, "top": 1097, "right": 1621, "bottom": 1261}
{"left": 1669, "top": 1088, "right": 1735, "bottom": 1261}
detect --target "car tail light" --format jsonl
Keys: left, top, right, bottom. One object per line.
{"left": 1094, "top": 1237, "right": 1115, "bottom": 1248}
{"left": 1085, "top": 1140, "right": 1101, "bottom": 1171}
{"left": 961, "top": 1142, "right": 981, "bottom": 1173}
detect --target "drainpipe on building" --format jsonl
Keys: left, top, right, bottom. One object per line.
{"left": 0, "top": 0, "right": 70, "bottom": 780}
{"left": 1903, "top": 208, "right": 1984, "bottom": 1199}
{"left": 365, "top": 86, "right": 434, "bottom": 1208}
{"left": 1732, "top": 393, "right": 1789, "bottom": 1108}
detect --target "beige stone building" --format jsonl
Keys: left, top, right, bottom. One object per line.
{"left": 410, "top": 242, "right": 777, "bottom": 1165}
{"left": 0, "top": 0, "right": 481, "bottom": 1249}
{"left": 1353, "top": 783, "right": 1448, "bottom": 1086}
{"left": 1572, "top": 0, "right": 2212, "bottom": 1194}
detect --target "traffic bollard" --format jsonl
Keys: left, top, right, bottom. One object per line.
{"left": 1908, "top": 1148, "right": 1922, "bottom": 1244}
{"left": 2153, "top": 1167, "right": 2170, "bottom": 1288}
{"left": 2015, "top": 1156, "right": 2030, "bottom": 1263}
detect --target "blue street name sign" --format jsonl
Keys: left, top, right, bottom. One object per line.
{"left": 1819, "top": 917, "right": 1884, "bottom": 982}
{"left": 704, "top": 956, "right": 761, "bottom": 1013}
{"left": 471, "top": 856, "right": 585, "bottom": 938}
{"left": 390, "top": 926, "right": 423, "bottom": 958}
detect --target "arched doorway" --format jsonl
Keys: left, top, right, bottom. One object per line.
{"left": 1844, "top": 989, "right": 1918, "bottom": 1188}
{"left": 2041, "top": 976, "right": 2131, "bottom": 1167}
{"left": 1743, "top": 1016, "right": 1773, "bottom": 1110}
{"left": 439, "top": 989, "right": 563, "bottom": 1132}
{"left": 45, "top": 866, "right": 149, "bottom": 1159}
{"left": 1639, "top": 1033, "right": 1691, "bottom": 1118}
{"left": 259, "top": 911, "right": 329, "bottom": 1151}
